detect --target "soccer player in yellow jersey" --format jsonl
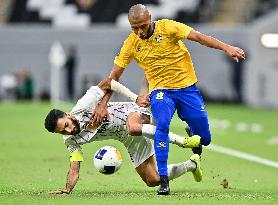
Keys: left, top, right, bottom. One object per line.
{"left": 92, "top": 4, "right": 246, "bottom": 195}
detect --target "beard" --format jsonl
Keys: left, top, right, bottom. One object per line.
{"left": 71, "top": 118, "right": 81, "bottom": 135}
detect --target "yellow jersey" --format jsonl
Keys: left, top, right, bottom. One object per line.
{"left": 114, "top": 19, "right": 198, "bottom": 92}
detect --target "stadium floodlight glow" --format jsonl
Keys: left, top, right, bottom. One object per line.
{"left": 260, "top": 33, "right": 278, "bottom": 48}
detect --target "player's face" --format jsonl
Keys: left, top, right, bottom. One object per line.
{"left": 129, "top": 14, "right": 152, "bottom": 39}
{"left": 55, "top": 114, "right": 81, "bottom": 135}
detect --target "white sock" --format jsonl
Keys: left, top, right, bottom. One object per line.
{"left": 141, "top": 124, "right": 156, "bottom": 139}
{"left": 168, "top": 132, "right": 185, "bottom": 147}
{"left": 141, "top": 124, "right": 185, "bottom": 147}
{"left": 167, "top": 160, "right": 196, "bottom": 181}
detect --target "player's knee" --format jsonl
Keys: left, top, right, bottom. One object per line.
{"left": 145, "top": 177, "right": 159, "bottom": 187}
{"left": 127, "top": 124, "right": 141, "bottom": 136}
{"left": 156, "top": 120, "right": 170, "bottom": 134}
{"left": 127, "top": 127, "right": 141, "bottom": 136}
{"left": 126, "top": 113, "right": 143, "bottom": 136}
{"left": 201, "top": 134, "right": 211, "bottom": 146}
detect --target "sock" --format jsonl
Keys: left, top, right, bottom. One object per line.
{"left": 142, "top": 124, "right": 185, "bottom": 147}
{"left": 141, "top": 124, "right": 156, "bottom": 139}
{"left": 159, "top": 175, "right": 169, "bottom": 187}
{"left": 167, "top": 160, "right": 196, "bottom": 180}
{"left": 168, "top": 132, "right": 185, "bottom": 147}
{"left": 154, "top": 129, "right": 169, "bottom": 176}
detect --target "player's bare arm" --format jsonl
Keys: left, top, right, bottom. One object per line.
{"left": 48, "top": 161, "right": 80, "bottom": 195}
{"left": 88, "top": 78, "right": 113, "bottom": 127}
{"left": 136, "top": 94, "right": 150, "bottom": 107}
{"left": 91, "top": 75, "right": 144, "bottom": 129}
{"left": 96, "top": 78, "right": 112, "bottom": 92}
{"left": 91, "top": 64, "right": 150, "bottom": 126}
{"left": 187, "top": 29, "right": 245, "bottom": 62}
{"left": 91, "top": 65, "right": 124, "bottom": 125}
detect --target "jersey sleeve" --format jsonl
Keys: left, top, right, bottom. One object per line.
{"left": 71, "top": 86, "right": 105, "bottom": 114}
{"left": 64, "top": 136, "right": 84, "bottom": 162}
{"left": 114, "top": 35, "right": 134, "bottom": 68}
{"left": 164, "top": 19, "right": 193, "bottom": 40}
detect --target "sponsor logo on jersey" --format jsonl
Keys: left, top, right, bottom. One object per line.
{"left": 157, "top": 141, "right": 166, "bottom": 148}
{"left": 136, "top": 45, "right": 142, "bottom": 52}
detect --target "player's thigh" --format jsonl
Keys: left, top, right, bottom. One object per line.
{"left": 176, "top": 86, "right": 207, "bottom": 120}
{"left": 149, "top": 90, "right": 176, "bottom": 130}
{"left": 135, "top": 155, "right": 160, "bottom": 187}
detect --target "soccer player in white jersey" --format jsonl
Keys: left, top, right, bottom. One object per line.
{"left": 44, "top": 78, "right": 202, "bottom": 194}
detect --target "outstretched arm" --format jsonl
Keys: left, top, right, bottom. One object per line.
{"left": 48, "top": 161, "right": 80, "bottom": 194}
{"left": 108, "top": 65, "right": 150, "bottom": 106}
{"left": 187, "top": 30, "right": 245, "bottom": 62}
{"left": 110, "top": 79, "right": 150, "bottom": 107}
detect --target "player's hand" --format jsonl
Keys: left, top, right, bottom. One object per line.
{"left": 48, "top": 189, "right": 70, "bottom": 195}
{"left": 225, "top": 46, "right": 245, "bottom": 62}
{"left": 91, "top": 103, "right": 109, "bottom": 126}
{"left": 136, "top": 94, "right": 150, "bottom": 107}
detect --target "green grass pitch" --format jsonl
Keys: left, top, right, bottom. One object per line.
{"left": 0, "top": 102, "right": 277, "bottom": 205}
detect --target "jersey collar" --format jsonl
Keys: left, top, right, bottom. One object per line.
{"left": 145, "top": 22, "right": 155, "bottom": 39}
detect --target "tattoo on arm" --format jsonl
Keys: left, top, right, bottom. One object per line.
{"left": 65, "top": 161, "right": 80, "bottom": 193}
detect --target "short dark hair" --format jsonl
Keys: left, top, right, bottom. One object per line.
{"left": 44, "top": 109, "right": 65, "bottom": 133}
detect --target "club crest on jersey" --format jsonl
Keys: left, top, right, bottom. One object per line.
{"left": 155, "top": 34, "right": 163, "bottom": 42}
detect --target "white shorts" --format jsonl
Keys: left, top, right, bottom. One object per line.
{"left": 94, "top": 102, "right": 154, "bottom": 168}
{"left": 124, "top": 135, "right": 154, "bottom": 168}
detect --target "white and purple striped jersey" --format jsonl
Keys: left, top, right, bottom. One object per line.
{"left": 63, "top": 86, "right": 154, "bottom": 167}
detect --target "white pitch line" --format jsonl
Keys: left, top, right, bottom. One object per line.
{"left": 205, "top": 144, "right": 278, "bottom": 168}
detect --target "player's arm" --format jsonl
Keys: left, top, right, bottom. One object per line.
{"left": 91, "top": 64, "right": 124, "bottom": 126}
{"left": 92, "top": 35, "right": 136, "bottom": 124}
{"left": 48, "top": 161, "right": 80, "bottom": 195}
{"left": 108, "top": 65, "right": 151, "bottom": 107}
{"left": 92, "top": 64, "right": 149, "bottom": 122}
{"left": 110, "top": 78, "right": 150, "bottom": 107}
{"left": 100, "top": 65, "right": 150, "bottom": 106}
{"left": 103, "top": 64, "right": 125, "bottom": 103}
{"left": 187, "top": 29, "right": 245, "bottom": 62}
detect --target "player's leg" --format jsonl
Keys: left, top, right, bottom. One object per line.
{"left": 175, "top": 85, "right": 211, "bottom": 154}
{"left": 142, "top": 124, "right": 188, "bottom": 147}
{"left": 135, "top": 154, "right": 202, "bottom": 187}
{"left": 149, "top": 90, "right": 176, "bottom": 195}
{"left": 186, "top": 116, "right": 211, "bottom": 146}
{"left": 185, "top": 125, "right": 203, "bottom": 155}
{"left": 135, "top": 155, "right": 160, "bottom": 187}
{"left": 126, "top": 135, "right": 202, "bottom": 192}
{"left": 126, "top": 112, "right": 187, "bottom": 147}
